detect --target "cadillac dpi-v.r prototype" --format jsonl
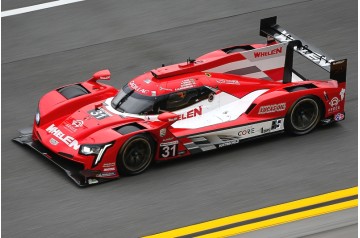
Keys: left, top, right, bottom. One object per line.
{"left": 14, "top": 17, "right": 347, "bottom": 186}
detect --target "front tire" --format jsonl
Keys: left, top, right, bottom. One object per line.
{"left": 117, "top": 134, "right": 154, "bottom": 176}
{"left": 285, "top": 97, "right": 321, "bottom": 135}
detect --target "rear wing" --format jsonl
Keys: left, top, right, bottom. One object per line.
{"left": 259, "top": 16, "right": 347, "bottom": 84}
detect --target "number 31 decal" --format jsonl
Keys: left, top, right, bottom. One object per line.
{"left": 160, "top": 141, "right": 178, "bottom": 158}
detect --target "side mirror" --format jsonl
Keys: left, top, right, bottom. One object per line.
{"left": 89, "top": 69, "right": 111, "bottom": 82}
{"left": 158, "top": 112, "right": 178, "bottom": 123}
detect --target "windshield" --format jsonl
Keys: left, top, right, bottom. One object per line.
{"left": 111, "top": 85, "right": 156, "bottom": 115}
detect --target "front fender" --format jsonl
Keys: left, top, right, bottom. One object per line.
{"left": 38, "top": 81, "right": 118, "bottom": 126}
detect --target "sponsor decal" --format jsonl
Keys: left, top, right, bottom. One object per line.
{"left": 72, "top": 119, "right": 84, "bottom": 128}
{"left": 258, "top": 103, "right": 286, "bottom": 114}
{"left": 160, "top": 128, "right": 167, "bottom": 137}
{"left": 49, "top": 138, "right": 59, "bottom": 146}
{"left": 321, "top": 118, "right": 332, "bottom": 124}
{"left": 168, "top": 117, "right": 178, "bottom": 122}
{"left": 129, "top": 81, "right": 149, "bottom": 94}
{"left": 177, "top": 106, "right": 202, "bottom": 120}
{"left": 271, "top": 119, "right": 282, "bottom": 130}
{"left": 99, "top": 76, "right": 110, "bottom": 80}
{"left": 103, "top": 167, "right": 116, "bottom": 172}
{"left": 334, "top": 113, "right": 345, "bottom": 121}
{"left": 88, "top": 108, "right": 112, "bottom": 120}
{"left": 238, "top": 127, "right": 255, "bottom": 136}
{"left": 159, "top": 86, "right": 173, "bottom": 92}
{"left": 333, "top": 60, "right": 346, "bottom": 65}
{"left": 261, "top": 119, "right": 283, "bottom": 133}
{"left": 328, "top": 97, "right": 340, "bottom": 113}
{"left": 162, "top": 137, "right": 174, "bottom": 142}
{"left": 340, "top": 88, "right": 345, "bottom": 101}
{"left": 275, "top": 31, "right": 332, "bottom": 67}
{"left": 328, "top": 106, "right": 340, "bottom": 113}
{"left": 175, "top": 79, "right": 197, "bottom": 91}
{"left": 297, "top": 47, "right": 331, "bottom": 64}
{"left": 186, "top": 119, "right": 285, "bottom": 152}
{"left": 63, "top": 118, "right": 85, "bottom": 133}
{"left": 88, "top": 179, "right": 99, "bottom": 184}
{"left": 103, "top": 162, "right": 116, "bottom": 168}
{"left": 160, "top": 141, "right": 178, "bottom": 158}
{"left": 329, "top": 97, "right": 340, "bottom": 107}
{"left": 254, "top": 47, "right": 282, "bottom": 58}
{"left": 46, "top": 124, "right": 80, "bottom": 150}
{"left": 160, "top": 140, "right": 179, "bottom": 146}
{"left": 261, "top": 128, "right": 271, "bottom": 134}
{"left": 219, "top": 139, "right": 240, "bottom": 148}
{"left": 216, "top": 79, "right": 240, "bottom": 85}
{"left": 97, "top": 172, "right": 116, "bottom": 178}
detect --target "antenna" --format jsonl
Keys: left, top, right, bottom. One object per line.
{"left": 187, "top": 57, "right": 196, "bottom": 64}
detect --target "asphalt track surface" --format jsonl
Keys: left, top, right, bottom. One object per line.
{"left": 2, "top": 0, "right": 357, "bottom": 237}
{"left": 238, "top": 208, "right": 357, "bottom": 238}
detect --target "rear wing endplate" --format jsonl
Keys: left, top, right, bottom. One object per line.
{"left": 260, "top": 16, "right": 347, "bottom": 83}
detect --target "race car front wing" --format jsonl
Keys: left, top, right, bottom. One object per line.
{"left": 13, "top": 128, "right": 110, "bottom": 187}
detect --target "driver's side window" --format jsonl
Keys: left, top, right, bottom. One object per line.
{"left": 158, "top": 87, "right": 212, "bottom": 112}
{"left": 166, "top": 89, "right": 197, "bottom": 111}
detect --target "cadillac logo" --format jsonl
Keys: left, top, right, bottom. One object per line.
{"left": 160, "top": 128, "right": 166, "bottom": 137}
{"left": 50, "top": 138, "right": 59, "bottom": 146}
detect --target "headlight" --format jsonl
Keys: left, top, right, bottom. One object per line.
{"left": 79, "top": 143, "right": 113, "bottom": 168}
{"left": 80, "top": 145, "right": 103, "bottom": 155}
{"left": 35, "top": 107, "right": 40, "bottom": 126}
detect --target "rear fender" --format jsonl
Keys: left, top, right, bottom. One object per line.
{"left": 246, "top": 87, "right": 333, "bottom": 120}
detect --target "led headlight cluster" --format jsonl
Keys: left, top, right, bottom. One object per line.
{"left": 80, "top": 145, "right": 103, "bottom": 155}
{"left": 80, "top": 143, "right": 113, "bottom": 168}
{"left": 35, "top": 106, "right": 40, "bottom": 126}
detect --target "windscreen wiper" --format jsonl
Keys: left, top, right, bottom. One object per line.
{"left": 116, "top": 90, "right": 134, "bottom": 112}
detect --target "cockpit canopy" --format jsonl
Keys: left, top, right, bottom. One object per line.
{"left": 111, "top": 84, "right": 213, "bottom": 115}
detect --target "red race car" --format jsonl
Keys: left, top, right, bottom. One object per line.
{"left": 14, "top": 16, "right": 347, "bottom": 186}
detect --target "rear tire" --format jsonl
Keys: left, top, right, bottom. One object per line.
{"left": 117, "top": 134, "right": 154, "bottom": 176}
{"left": 285, "top": 96, "right": 321, "bottom": 135}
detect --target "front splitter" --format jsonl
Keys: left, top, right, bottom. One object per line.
{"left": 13, "top": 128, "right": 112, "bottom": 187}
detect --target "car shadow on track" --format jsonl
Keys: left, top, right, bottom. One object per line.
{"left": 10, "top": 123, "right": 341, "bottom": 188}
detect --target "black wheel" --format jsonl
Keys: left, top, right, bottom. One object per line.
{"left": 117, "top": 134, "right": 154, "bottom": 176}
{"left": 58, "top": 85, "right": 88, "bottom": 99}
{"left": 285, "top": 97, "right": 321, "bottom": 135}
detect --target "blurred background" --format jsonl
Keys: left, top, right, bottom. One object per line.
{"left": 2, "top": 0, "right": 357, "bottom": 237}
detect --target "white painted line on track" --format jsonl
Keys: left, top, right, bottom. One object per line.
{"left": 1, "top": 0, "right": 85, "bottom": 18}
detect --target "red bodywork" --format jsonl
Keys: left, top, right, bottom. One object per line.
{"left": 15, "top": 17, "right": 347, "bottom": 185}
